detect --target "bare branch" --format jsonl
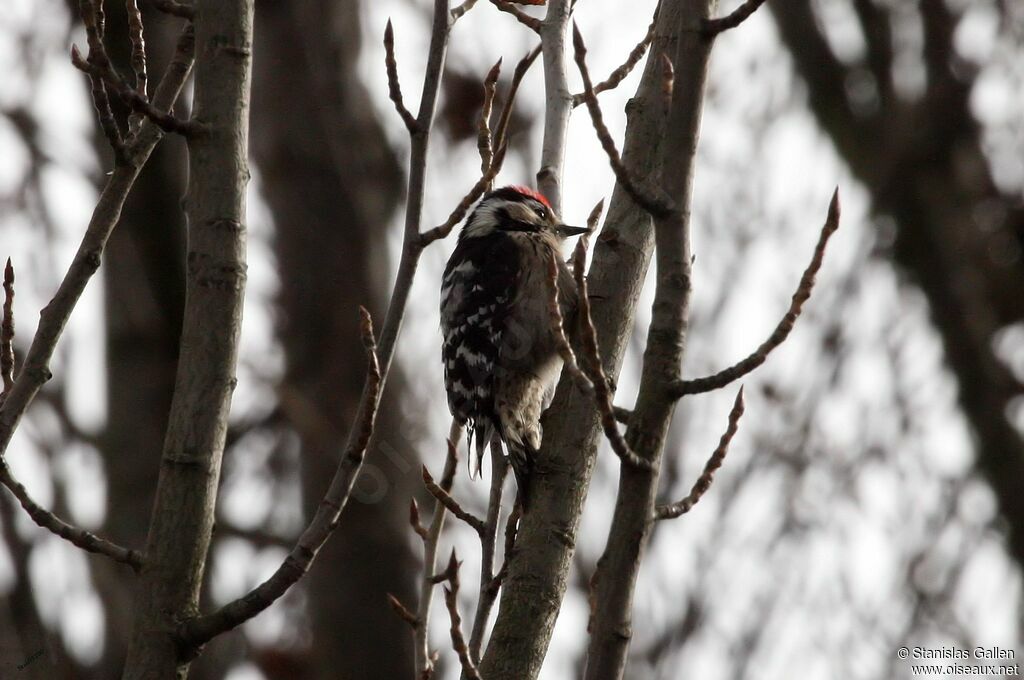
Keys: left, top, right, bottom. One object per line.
{"left": 571, "top": 16, "right": 655, "bottom": 107}
{"left": 0, "top": 23, "right": 195, "bottom": 465}
{"left": 71, "top": 45, "right": 199, "bottom": 138}
{"left": 388, "top": 593, "right": 420, "bottom": 628}
{"left": 149, "top": 0, "right": 194, "bottom": 19}
{"left": 178, "top": 308, "right": 382, "bottom": 650}
{"left": 546, "top": 248, "right": 591, "bottom": 391}
{"left": 373, "top": 0, "right": 453, "bottom": 376}
{"left": 655, "top": 387, "right": 745, "bottom": 520}
{"left": 415, "top": 441, "right": 459, "bottom": 676}
{"left": 670, "top": 189, "right": 841, "bottom": 397}
{"left": 571, "top": 23, "right": 673, "bottom": 217}
{"left": 703, "top": 0, "right": 771, "bottom": 36}
{"left": 125, "top": 0, "right": 149, "bottom": 132}
{"left": 442, "top": 551, "right": 482, "bottom": 680}
{"left": 0, "top": 261, "right": 142, "bottom": 569}
{"left": 423, "top": 465, "right": 486, "bottom": 535}
{"left": 419, "top": 143, "right": 509, "bottom": 246}
{"left": 0, "top": 461, "right": 144, "bottom": 569}
{"left": 383, "top": 20, "right": 420, "bottom": 134}
{"left": 1, "top": 260, "right": 14, "bottom": 396}
{"left": 478, "top": 58, "right": 502, "bottom": 177}
{"left": 489, "top": 0, "right": 542, "bottom": 33}
{"left": 571, "top": 241, "right": 654, "bottom": 470}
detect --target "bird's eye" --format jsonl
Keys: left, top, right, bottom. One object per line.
{"left": 534, "top": 206, "right": 548, "bottom": 220}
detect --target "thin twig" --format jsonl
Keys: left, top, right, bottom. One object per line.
{"left": 571, "top": 241, "right": 654, "bottom": 470}
{"left": 468, "top": 441, "right": 508, "bottom": 661}
{"left": 493, "top": 44, "right": 542, "bottom": 155}
{"left": 149, "top": 0, "right": 194, "bottom": 19}
{"left": 442, "top": 550, "right": 482, "bottom": 680}
{"left": 1, "top": 260, "right": 14, "bottom": 396}
{"left": 384, "top": 20, "right": 420, "bottom": 133}
{"left": 388, "top": 593, "right": 420, "bottom": 628}
{"left": 415, "top": 440, "right": 459, "bottom": 676}
{"left": 78, "top": 0, "right": 124, "bottom": 159}
{"left": 478, "top": 58, "right": 502, "bottom": 177}
{"left": 420, "top": 143, "right": 509, "bottom": 246}
{"left": 670, "top": 190, "right": 841, "bottom": 397}
{"left": 489, "top": 0, "right": 542, "bottom": 33}
{"left": 423, "top": 465, "right": 486, "bottom": 535}
{"left": 178, "top": 309, "right": 383, "bottom": 649}
{"left": 655, "top": 387, "right": 745, "bottom": 520}
{"left": 125, "top": 0, "right": 149, "bottom": 132}
{"left": 491, "top": 502, "right": 520, "bottom": 590}
{"left": 571, "top": 16, "right": 655, "bottom": 107}
{"left": 571, "top": 23, "right": 672, "bottom": 217}
{"left": 703, "top": 0, "right": 770, "bottom": 36}
{"left": 546, "top": 248, "right": 591, "bottom": 390}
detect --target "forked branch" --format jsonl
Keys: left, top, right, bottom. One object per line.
{"left": 178, "top": 309, "right": 383, "bottom": 650}
{"left": 71, "top": 45, "right": 200, "bottom": 138}
{"left": 0, "top": 260, "right": 142, "bottom": 570}
{"left": 413, "top": 441, "right": 459, "bottom": 675}
{"left": 0, "top": 22, "right": 195, "bottom": 477}
{"left": 442, "top": 551, "right": 482, "bottom": 680}
{"left": 669, "top": 189, "right": 841, "bottom": 397}
{"left": 178, "top": 309, "right": 382, "bottom": 655}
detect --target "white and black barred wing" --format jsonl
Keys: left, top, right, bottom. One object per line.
{"left": 440, "top": 233, "right": 520, "bottom": 476}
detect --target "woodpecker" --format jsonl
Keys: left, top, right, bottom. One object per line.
{"left": 440, "top": 185, "right": 588, "bottom": 508}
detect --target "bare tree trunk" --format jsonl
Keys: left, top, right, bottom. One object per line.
{"left": 121, "top": 1, "right": 253, "bottom": 676}
{"left": 250, "top": 1, "right": 415, "bottom": 677}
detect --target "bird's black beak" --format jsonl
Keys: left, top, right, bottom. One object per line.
{"left": 556, "top": 224, "right": 590, "bottom": 237}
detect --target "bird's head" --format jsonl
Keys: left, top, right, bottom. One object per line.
{"left": 461, "top": 185, "right": 589, "bottom": 240}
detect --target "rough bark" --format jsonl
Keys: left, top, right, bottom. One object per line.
{"left": 479, "top": 1, "right": 710, "bottom": 676}
{"left": 249, "top": 2, "right": 414, "bottom": 678}
{"left": 770, "top": 0, "right": 1024, "bottom": 567}
{"left": 121, "top": 1, "right": 253, "bottom": 677}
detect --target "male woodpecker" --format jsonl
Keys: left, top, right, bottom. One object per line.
{"left": 440, "top": 185, "right": 588, "bottom": 508}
